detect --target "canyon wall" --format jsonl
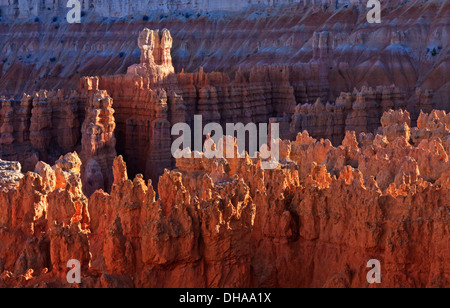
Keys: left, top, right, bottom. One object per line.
{"left": 0, "top": 0, "right": 323, "bottom": 20}
{"left": 0, "top": 0, "right": 448, "bottom": 109}
{"left": 0, "top": 109, "right": 448, "bottom": 288}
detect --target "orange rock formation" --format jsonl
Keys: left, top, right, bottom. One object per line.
{"left": 0, "top": 1, "right": 448, "bottom": 288}
{"left": 0, "top": 109, "right": 448, "bottom": 288}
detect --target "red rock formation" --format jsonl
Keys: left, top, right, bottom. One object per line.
{"left": 0, "top": 25, "right": 443, "bottom": 187}
{"left": 0, "top": 4, "right": 448, "bottom": 288}
{"left": 177, "top": 65, "right": 298, "bottom": 132}
{"left": 80, "top": 90, "right": 117, "bottom": 196}
{"left": 0, "top": 90, "right": 82, "bottom": 171}
{"left": 92, "top": 29, "right": 183, "bottom": 184}
{"left": 291, "top": 98, "right": 343, "bottom": 145}
{"left": 290, "top": 86, "right": 436, "bottom": 145}
{"left": 0, "top": 109, "right": 448, "bottom": 288}
{"left": 29, "top": 91, "right": 53, "bottom": 155}
{"left": 127, "top": 28, "right": 175, "bottom": 80}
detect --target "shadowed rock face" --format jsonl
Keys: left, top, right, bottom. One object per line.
{"left": 0, "top": 109, "right": 448, "bottom": 288}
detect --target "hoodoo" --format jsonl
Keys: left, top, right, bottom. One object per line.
{"left": 0, "top": 0, "right": 448, "bottom": 289}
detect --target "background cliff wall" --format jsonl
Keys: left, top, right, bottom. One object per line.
{"left": 0, "top": 0, "right": 363, "bottom": 19}
{"left": 0, "top": 0, "right": 448, "bottom": 109}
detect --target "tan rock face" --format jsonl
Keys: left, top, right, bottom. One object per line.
{"left": 0, "top": 109, "right": 448, "bottom": 288}
{"left": 127, "top": 28, "right": 175, "bottom": 80}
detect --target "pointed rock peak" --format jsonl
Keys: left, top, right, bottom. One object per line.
{"left": 342, "top": 131, "right": 359, "bottom": 148}
{"left": 113, "top": 156, "right": 128, "bottom": 185}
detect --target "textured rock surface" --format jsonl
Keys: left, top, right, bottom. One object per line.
{"left": 0, "top": 0, "right": 448, "bottom": 289}
{"left": 0, "top": 0, "right": 302, "bottom": 20}
{"left": 68, "top": 27, "right": 443, "bottom": 186}
{"left": 0, "top": 110, "right": 448, "bottom": 288}
{"left": 95, "top": 28, "right": 181, "bottom": 183}
{"left": 0, "top": 90, "right": 82, "bottom": 171}
{"left": 80, "top": 90, "right": 117, "bottom": 196}
{"left": 1, "top": 0, "right": 449, "bottom": 178}
{"left": 290, "top": 86, "right": 434, "bottom": 145}
{"left": 0, "top": 0, "right": 448, "bottom": 109}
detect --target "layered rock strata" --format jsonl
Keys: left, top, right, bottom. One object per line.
{"left": 1, "top": 1, "right": 448, "bottom": 110}
{"left": 0, "top": 90, "right": 81, "bottom": 171}
{"left": 96, "top": 29, "right": 182, "bottom": 182}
